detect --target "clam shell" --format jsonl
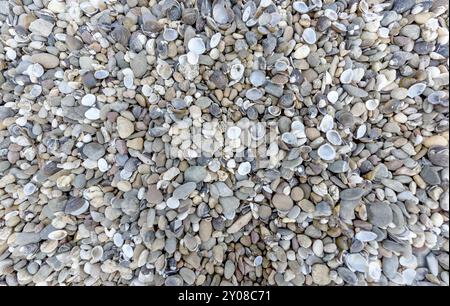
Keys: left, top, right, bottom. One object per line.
{"left": 319, "top": 114, "right": 334, "bottom": 132}
{"left": 213, "top": 0, "right": 234, "bottom": 25}
{"left": 267, "top": 106, "right": 281, "bottom": 116}
{"left": 302, "top": 28, "right": 317, "bottom": 44}
{"left": 327, "top": 91, "right": 339, "bottom": 103}
{"left": 48, "top": 230, "right": 67, "bottom": 241}
{"left": 427, "top": 91, "right": 447, "bottom": 105}
{"left": 91, "top": 245, "right": 104, "bottom": 263}
{"left": 250, "top": 70, "right": 266, "bottom": 87}
{"left": 227, "top": 126, "right": 242, "bottom": 139}
{"left": 345, "top": 253, "right": 368, "bottom": 272}
{"left": 365, "top": 99, "right": 379, "bottom": 111}
{"left": 230, "top": 63, "right": 244, "bottom": 80}
{"left": 407, "top": 83, "right": 426, "bottom": 98}
{"left": 186, "top": 51, "right": 199, "bottom": 65}
{"left": 246, "top": 88, "right": 263, "bottom": 101}
{"left": 281, "top": 132, "right": 297, "bottom": 145}
{"left": 188, "top": 37, "right": 206, "bottom": 54}
{"left": 293, "top": 1, "right": 309, "bottom": 13}
{"left": 163, "top": 28, "right": 178, "bottom": 41}
{"left": 210, "top": 33, "right": 221, "bottom": 48}
{"left": 317, "top": 143, "right": 336, "bottom": 161}
{"left": 326, "top": 130, "right": 342, "bottom": 146}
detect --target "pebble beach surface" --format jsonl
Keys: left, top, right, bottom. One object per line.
{"left": 0, "top": 0, "right": 449, "bottom": 286}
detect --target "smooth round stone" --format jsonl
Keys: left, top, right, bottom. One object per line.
{"left": 98, "top": 158, "right": 109, "bottom": 172}
{"left": 328, "top": 160, "right": 349, "bottom": 173}
{"left": 85, "top": 108, "right": 100, "bottom": 120}
{"left": 116, "top": 116, "right": 134, "bottom": 138}
{"left": 94, "top": 70, "right": 109, "bottom": 79}
{"left": 31, "top": 53, "right": 59, "bottom": 69}
{"left": 312, "top": 264, "right": 331, "bottom": 285}
{"left": 184, "top": 166, "right": 207, "bottom": 183}
{"left": 83, "top": 142, "right": 105, "bottom": 160}
{"left": 81, "top": 94, "right": 96, "bottom": 106}
{"left": 23, "top": 183, "right": 37, "bottom": 195}
{"left": 272, "top": 193, "right": 294, "bottom": 211}
{"left": 340, "top": 188, "right": 365, "bottom": 201}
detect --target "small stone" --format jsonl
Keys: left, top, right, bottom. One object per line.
{"left": 272, "top": 193, "right": 294, "bottom": 211}
{"left": 117, "top": 116, "right": 134, "bottom": 138}
{"left": 184, "top": 166, "right": 208, "bottom": 183}
{"left": 312, "top": 264, "right": 331, "bottom": 285}
{"left": 367, "top": 202, "right": 393, "bottom": 228}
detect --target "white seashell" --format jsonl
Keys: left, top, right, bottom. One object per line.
{"left": 319, "top": 114, "right": 334, "bottom": 132}
{"left": 427, "top": 91, "right": 447, "bottom": 105}
{"left": 230, "top": 63, "right": 244, "bottom": 80}
{"left": 249, "top": 70, "right": 266, "bottom": 87}
{"left": 340, "top": 69, "right": 353, "bottom": 84}
{"left": 355, "top": 230, "right": 377, "bottom": 242}
{"left": 291, "top": 121, "right": 306, "bottom": 138}
{"left": 293, "top": 1, "right": 309, "bottom": 13}
{"left": 326, "top": 130, "right": 342, "bottom": 146}
{"left": 167, "top": 197, "right": 180, "bottom": 209}
{"left": 188, "top": 37, "right": 206, "bottom": 54}
{"left": 123, "top": 74, "right": 134, "bottom": 88}
{"left": 365, "top": 99, "right": 379, "bottom": 111}
{"left": 302, "top": 28, "right": 317, "bottom": 44}
{"left": 246, "top": 88, "right": 263, "bottom": 100}
{"left": 84, "top": 108, "right": 100, "bottom": 120}
{"left": 156, "top": 60, "right": 173, "bottom": 79}
{"left": 163, "top": 28, "right": 178, "bottom": 41}
{"left": 237, "top": 162, "right": 251, "bottom": 175}
{"left": 345, "top": 253, "right": 368, "bottom": 272}
{"left": 327, "top": 91, "right": 339, "bottom": 103}
{"left": 407, "top": 83, "right": 426, "bottom": 98}
{"left": 355, "top": 125, "right": 367, "bottom": 139}
{"left": 402, "top": 268, "right": 416, "bottom": 285}
{"left": 227, "top": 126, "right": 242, "bottom": 139}
{"left": 367, "top": 261, "right": 382, "bottom": 281}
{"left": 186, "top": 51, "right": 199, "bottom": 65}
{"left": 48, "top": 230, "right": 67, "bottom": 241}
{"left": 23, "top": 182, "right": 37, "bottom": 196}
{"left": 91, "top": 245, "right": 104, "bottom": 263}
{"left": 324, "top": 9, "right": 337, "bottom": 20}
{"left": 352, "top": 68, "right": 365, "bottom": 82}
{"left": 317, "top": 143, "right": 336, "bottom": 161}
{"left": 210, "top": 33, "right": 221, "bottom": 48}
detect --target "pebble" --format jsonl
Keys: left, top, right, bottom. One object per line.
{"left": 0, "top": 0, "right": 446, "bottom": 288}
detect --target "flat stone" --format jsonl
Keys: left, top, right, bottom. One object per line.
{"left": 83, "top": 142, "right": 106, "bottom": 160}
{"left": 367, "top": 202, "right": 393, "bottom": 228}
{"left": 272, "top": 193, "right": 294, "bottom": 211}
{"left": 31, "top": 53, "right": 59, "bottom": 69}
{"left": 184, "top": 166, "right": 208, "bottom": 183}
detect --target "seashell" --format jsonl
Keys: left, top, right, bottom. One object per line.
{"left": 355, "top": 125, "right": 366, "bottom": 139}
{"left": 340, "top": 69, "right": 353, "bottom": 84}
{"left": 355, "top": 231, "right": 378, "bottom": 242}
{"left": 324, "top": 9, "right": 338, "bottom": 21}
{"left": 246, "top": 88, "right": 263, "bottom": 101}
{"left": 230, "top": 63, "right": 245, "bottom": 80}
{"left": 182, "top": 8, "right": 198, "bottom": 25}
{"left": 281, "top": 132, "right": 297, "bottom": 146}
{"left": 165, "top": 1, "right": 182, "bottom": 21}
{"left": 210, "top": 33, "right": 221, "bottom": 48}
{"left": 250, "top": 123, "right": 266, "bottom": 140}
{"left": 156, "top": 60, "right": 173, "bottom": 79}
{"left": 188, "top": 37, "right": 206, "bottom": 54}
{"left": 293, "top": 1, "right": 309, "bottom": 13}
{"left": 345, "top": 253, "right": 368, "bottom": 272}
{"left": 319, "top": 114, "right": 334, "bottom": 132}
{"left": 111, "top": 25, "right": 130, "bottom": 46}
{"left": 213, "top": 0, "right": 235, "bottom": 25}
{"left": 352, "top": 68, "right": 365, "bottom": 82}
{"left": 163, "top": 28, "right": 178, "bottom": 41}
{"left": 250, "top": 70, "right": 266, "bottom": 87}
{"left": 427, "top": 91, "right": 447, "bottom": 106}
{"left": 336, "top": 111, "right": 355, "bottom": 128}
{"left": 302, "top": 28, "right": 317, "bottom": 44}
{"left": 365, "top": 99, "right": 379, "bottom": 111}
{"left": 267, "top": 106, "right": 281, "bottom": 116}
{"left": 91, "top": 245, "right": 104, "bottom": 263}
{"left": 80, "top": 1, "right": 98, "bottom": 16}
{"left": 48, "top": 230, "right": 67, "bottom": 241}
{"left": 407, "top": 83, "right": 426, "bottom": 98}
{"left": 237, "top": 162, "right": 251, "bottom": 175}
{"left": 327, "top": 91, "right": 339, "bottom": 103}
{"left": 186, "top": 51, "right": 199, "bottom": 65}
{"left": 368, "top": 261, "right": 382, "bottom": 281}
{"left": 279, "top": 92, "right": 295, "bottom": 108}
{"left": 291, "top": 121, "right": 306, "bottom": 139}
{"left": 227, "top": 126, "right": 242, "bottom": 140}
{"left": 326, "top": 130, "right": 342, "bottom": 146}
{"left": 317, "top": 143, "right": 336, "bottom": 161}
